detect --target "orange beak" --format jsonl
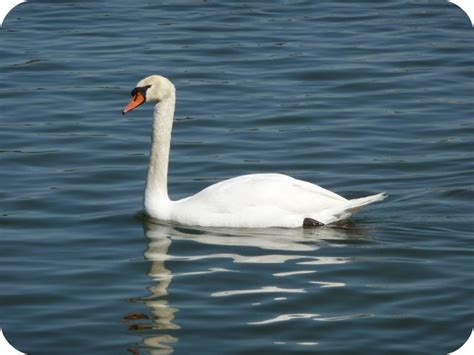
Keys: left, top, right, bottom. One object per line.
{"left": 122, "top": 91, "right": 146, "bottom": 115}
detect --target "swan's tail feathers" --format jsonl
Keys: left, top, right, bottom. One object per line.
{"left": 319, "top": 192, "right": 387, "bottom": 225}
{"left": 346, "top": 192, "right": 387, "bottom": 214}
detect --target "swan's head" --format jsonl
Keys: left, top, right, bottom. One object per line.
{"left": 122, "top": 75, "right": 175, "bottom": 115}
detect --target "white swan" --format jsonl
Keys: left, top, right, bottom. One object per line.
{"left": 122, "top": 75, "right": 386, "bottom": 228}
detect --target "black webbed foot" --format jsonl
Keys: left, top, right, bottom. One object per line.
{"left": 303, "top": 218, "right": 324, "bottom": 228}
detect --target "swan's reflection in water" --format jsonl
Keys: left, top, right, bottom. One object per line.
{"left": 128, "top": 218, "right": 373, "bottom": 353}
{"left": 126, "top": 222, "right": 179, "bottom": 355}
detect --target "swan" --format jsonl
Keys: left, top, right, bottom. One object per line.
{"left": 122, "top": 75, "right": 386, "bottom": 228}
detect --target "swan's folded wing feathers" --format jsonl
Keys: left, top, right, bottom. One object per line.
{"left": 171, "top": 174, "right": 384, "bottom": 227}
{"left": 179, "top": 173, "right": 347, "bottom": 215}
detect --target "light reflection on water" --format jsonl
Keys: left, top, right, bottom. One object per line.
{"left": 134, "top": 218, "right": 373, "bottom": 353}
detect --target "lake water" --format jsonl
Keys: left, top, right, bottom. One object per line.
{"left": 0, "top": 0, "right": 473, "bottom": 354}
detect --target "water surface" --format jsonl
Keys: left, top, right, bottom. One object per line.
{"left": 0, "top": 0, "right": 473, "bottom": 354}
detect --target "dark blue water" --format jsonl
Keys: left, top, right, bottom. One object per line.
{"left": 1, "top": 0, "right": 473, "bottom": 354}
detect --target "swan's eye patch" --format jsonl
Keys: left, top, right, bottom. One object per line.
{"left": 131, "top": 85, "right": 152, "bottom": 97}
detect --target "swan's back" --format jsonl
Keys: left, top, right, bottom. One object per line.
{"left": 189, "top": 173, "right": 346, "bottom": 210}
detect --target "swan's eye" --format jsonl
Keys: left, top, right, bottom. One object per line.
{"left": 131, "top": 85, "right": 152, "bottom": 97}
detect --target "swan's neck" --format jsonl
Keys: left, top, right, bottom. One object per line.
{"left": 144, "top": 94, "right": 176, "bottom": 212}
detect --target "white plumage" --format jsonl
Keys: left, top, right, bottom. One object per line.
{"left": 122, "top": 75, "right": 386, "bottom": 228}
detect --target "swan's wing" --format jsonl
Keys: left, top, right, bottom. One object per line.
{"left": 170, "top": 174, "right": 385, "bottom": 227}
{"left": 176, "top": 173, "right": 347, "bottom": 215}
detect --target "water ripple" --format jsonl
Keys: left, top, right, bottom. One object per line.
{"left": 212, "top": 286, "right": 306, "bottom": 298}
{"left": 249, "top": 313, "right": 319, "bottom": 325}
